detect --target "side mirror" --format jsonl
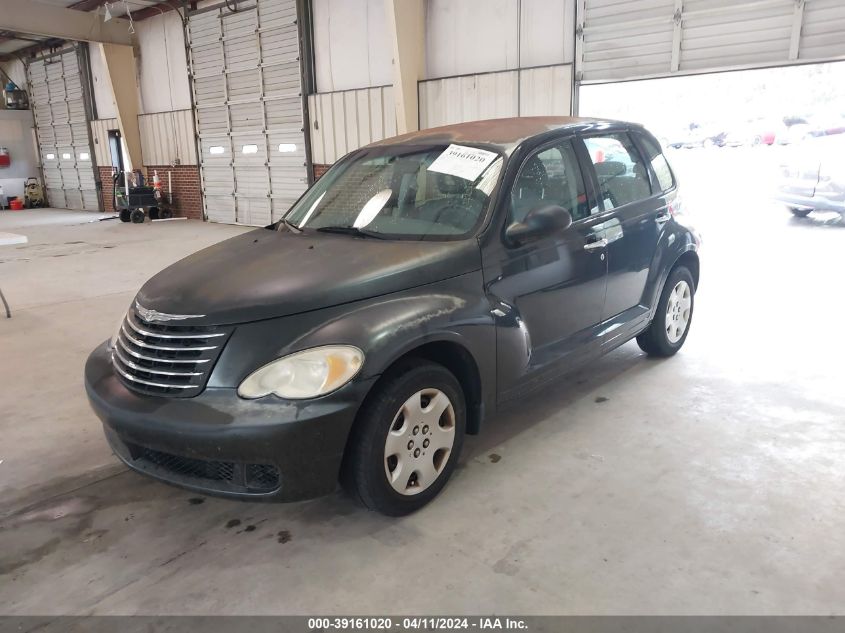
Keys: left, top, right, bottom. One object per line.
{"left": 505, "top": 204, "right": 573, "bottom": 246}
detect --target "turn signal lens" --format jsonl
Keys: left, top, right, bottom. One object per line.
{"left": 237, "top": 346, "right": 364, "bottom": 400}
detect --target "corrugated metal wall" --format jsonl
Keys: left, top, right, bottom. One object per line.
{"left": 419, "top": 71, "right": 519, "bottom": 128}
{"left": 90, "top": 118, "right": 117, "bottom": 167}
{"left": 139, "top": 110, "right": 197, "bottom": 166}
{"left": 519, "top": 65, "right": 574, "bottom": 116}
{"left": 577, "top": 0, "right": 845, "bottom": 83}
{"left": 307, "top": 85, "right": 397, "bottom": 164}
{"left": 418, "top": 64, "right": 573, "bottom": 129}
{"left": 90, "top": 111, "right": 196, "bottom": 167}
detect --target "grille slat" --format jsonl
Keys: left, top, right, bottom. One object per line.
{"left": 124, "top": 316, "right": 228, "bottom": 340}
{"left": 112, "top": 308, "right": 232, "bottom": 397}
{"left": 113, "top": 347, "right": 204, "bottom": 377}
{"left": 121, "top": 325, "right": 219, "bottom": 351}
{"left": 117, "top": 343, "right": 212, "bottom": 364}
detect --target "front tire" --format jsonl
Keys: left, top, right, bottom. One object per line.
{"left": 637, "top": 265, "right": 695, "bottom": 357}
{"left": 342, "top": 359, "right": 466, "bottom": 516}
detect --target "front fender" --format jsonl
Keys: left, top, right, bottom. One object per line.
{"left": 209, "top": 271, "right": 495, "bottom": 409}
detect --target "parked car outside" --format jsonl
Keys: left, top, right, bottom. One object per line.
{"left": 777, "top": 123, "right": 812, "bottom": 145}
{"left": 775, "top": 134, "right": 845, "bottom": 218}
{"left": 85, "top": 117, "right": 701, "bottom": 515}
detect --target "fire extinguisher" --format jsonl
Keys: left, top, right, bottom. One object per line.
{"left": 0, "top": 147, "right": 10, "bottom": 168}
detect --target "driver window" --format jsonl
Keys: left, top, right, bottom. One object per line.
{"left": 510, "top": 140, "right": 590, "bottom": 224}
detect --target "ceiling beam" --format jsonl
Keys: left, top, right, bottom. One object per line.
{"left": 0, "top": 0, "right": 134, "bottom": 46}
{"left": 130, "top": 2, "right": 181, "bottom": 21}
{"left": 0, "top": 39, "right": 66, "bottom": 62}
{"left": 67, "top": 0, "right": 112, "bottom": 11}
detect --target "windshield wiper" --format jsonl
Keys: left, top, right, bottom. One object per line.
{"left": 314, "top": 226, "right": 388, "bottom": 239}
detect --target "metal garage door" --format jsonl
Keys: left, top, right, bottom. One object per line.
{"left": 576, "top": 0, "right": 845, "bottom": 83}
{"left": 187, "top": 0, "right": 308, "bottom": 225}
{"left": 27, "top": 47, "right": 98, "bottom": 210}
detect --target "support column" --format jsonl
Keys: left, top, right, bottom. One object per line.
{"left": 98, "top": 43, "right": 143, "bottom": 172}
{"left": 385, "top": 0, "right": 425, "bottom": 135}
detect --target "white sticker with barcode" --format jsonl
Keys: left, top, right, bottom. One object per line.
{"left": 427, "top": 144, "right": 498, "bottom": 181}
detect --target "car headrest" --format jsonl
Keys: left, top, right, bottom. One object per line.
{"left": 436, "top": 172, "right": 466, "bottom": 195}
{"left": 594, "top": 161, "right": 626, "bottom": 178}
{"left": 515, "top": 156, "right": 548, "bottom": 191}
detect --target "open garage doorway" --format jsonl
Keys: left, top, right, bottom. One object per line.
{"left": 579, "top": 61, "right": 845, "bottom": 231}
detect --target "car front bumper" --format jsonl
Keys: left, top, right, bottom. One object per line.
{"left": 85, "top": 342, "right": 375, "bottom": 501}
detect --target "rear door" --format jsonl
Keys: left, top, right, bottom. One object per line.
{"left": 579, "top": 131, "right": 663, "bottom": 343}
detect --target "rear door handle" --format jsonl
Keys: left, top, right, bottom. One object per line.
{"left": 583, "top": 238, "right": 608, "bottom": 251}
{"left": 655, "top": 212, "right": 671, "bottom": 222}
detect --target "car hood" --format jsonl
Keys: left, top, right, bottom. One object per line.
{"left": 135, "top": 229, "right": 481, "bottom": 325}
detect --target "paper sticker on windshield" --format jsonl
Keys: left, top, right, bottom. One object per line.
{"left": 427, "top": 144, "right": 498, "bottom": 181}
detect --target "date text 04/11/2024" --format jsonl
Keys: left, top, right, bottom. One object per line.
{"left": 307, "top": 617, "right": 529, "bottom": 630}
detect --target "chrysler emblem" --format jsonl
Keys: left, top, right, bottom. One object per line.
{"left": 135, "top": 301, "right": 204, "bottom": 323}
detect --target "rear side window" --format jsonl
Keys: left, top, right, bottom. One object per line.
{"left": 583, "top": 134, "right": 652, "bottom": 209}
{"left": 638, "top": 134, "right": 675, "bottom": 193}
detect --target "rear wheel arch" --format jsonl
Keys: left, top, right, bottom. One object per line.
{"left": 674, "top": 249, "right": 700, "bottom": 292}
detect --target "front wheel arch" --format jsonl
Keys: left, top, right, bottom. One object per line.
{"left": 361, "top": 339, "right": 484, "bottom": 436}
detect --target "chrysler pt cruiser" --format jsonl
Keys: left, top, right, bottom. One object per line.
{"left": 85, "top": 117, "right": 701, "bottom": 515}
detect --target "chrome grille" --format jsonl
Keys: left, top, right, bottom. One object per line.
{"left": 112, "top": 308, "right": 232, "bottom": 397}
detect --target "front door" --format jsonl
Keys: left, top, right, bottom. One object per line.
{"left": 483, "top": 138, "right": 608, "bottom": 402}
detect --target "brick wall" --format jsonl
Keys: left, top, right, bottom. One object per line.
{"left": 97, "top": 165, "right": 203, "bottom": 220}
{"left": 145, "top": 165, "right": 203, "bottom": 220}
{"left": 313, "top": 163, "right": 331, "bottom": 180}
{"left": 98, "top": 166, "right": 117, "bottom": 212}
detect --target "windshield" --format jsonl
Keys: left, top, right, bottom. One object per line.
{"left": 282, "top": 144, "right": 504, "bottom": 240}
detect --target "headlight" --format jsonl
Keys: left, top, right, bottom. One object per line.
{"left": 237, "top": 345, "right": 364, "bottom": 400}
{"left": 109, "top": 312, "right": 126, "bottom": 349}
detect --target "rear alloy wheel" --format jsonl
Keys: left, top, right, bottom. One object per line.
{"left": 637, "top": 265, "right": 695, "bottom": 357}
{"left": 342, "top": 359, "right": 465, "bottom": 515}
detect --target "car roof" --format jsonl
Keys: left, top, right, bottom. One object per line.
{"left": 365, "top": 116, "right": 636, "bottom": 154}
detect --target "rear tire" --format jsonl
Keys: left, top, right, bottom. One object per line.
{"left": 119, "top": 209, "right": 131, "bottom": 223}
{"left": 342, "top": 359, "right": 466, "bottom": 516}
{"left": 789, "top": 207, "right": 811, "bottom": 218}
{"left": 130, "top": 209, "right": 145, "bottom": 224}
{"left": 159, "top": 207, "right": 173, "bottom": 220}
{"left": 637, "top": 265, "right": 695, "bottom": 357}
{"left": 148, "top": 207, "right": 160, "bottom": 220}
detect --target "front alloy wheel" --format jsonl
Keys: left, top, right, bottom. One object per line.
{"left": 384, "top": 389, "right": 456, "bottom": 495}
{"left": 343, "top": 359, "right": 466, "bottom": 515}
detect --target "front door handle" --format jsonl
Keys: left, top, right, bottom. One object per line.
{"left": 655, "top": 212, "right": 671, "bottom": 222}
{"left": 583, "top": 238, "right": 608, "bottom": 251}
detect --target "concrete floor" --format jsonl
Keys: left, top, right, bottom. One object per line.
{"left": 1, "top": 149, "right": 844, "bottom": 615}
